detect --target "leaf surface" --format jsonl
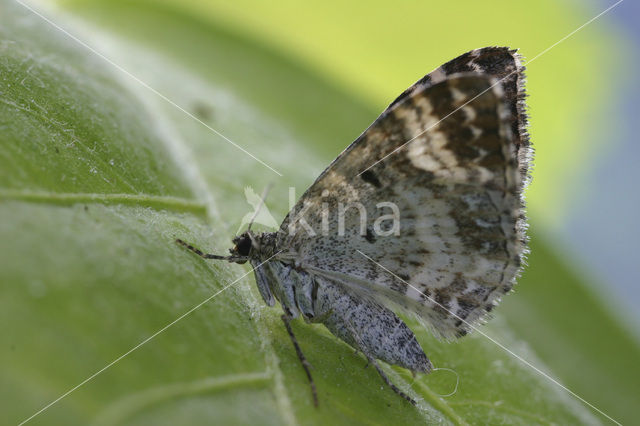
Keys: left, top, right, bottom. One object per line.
{"left": 1, "top": 1, "right": 637, "bottom": 425}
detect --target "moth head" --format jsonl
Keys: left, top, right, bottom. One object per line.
{"left": 230, "top": 232, "right": 253, "bottom": 262}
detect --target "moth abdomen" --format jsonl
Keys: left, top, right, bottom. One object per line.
{"left": 314, "top": 277, "right": 431, "bottom": 374}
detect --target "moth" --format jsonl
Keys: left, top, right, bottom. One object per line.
{"left": 177, "top": 46, "right": 530, "bottom": 405}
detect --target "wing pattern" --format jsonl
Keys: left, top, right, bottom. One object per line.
{"left": 276, "top": 47, "right": 530, "bottom": 338}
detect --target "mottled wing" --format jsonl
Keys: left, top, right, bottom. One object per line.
{"left": 277, "top": 47, "right": 530, "bottom": 339}
{"left": 388, "top": 46, "right": 529, "bottom": 179}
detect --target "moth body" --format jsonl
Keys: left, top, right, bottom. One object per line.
{"left": 238, "top": 230, "right": 431, "bottom": 375}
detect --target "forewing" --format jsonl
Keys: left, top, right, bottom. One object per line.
{"left": 277, "top": 48, "right": 529, "bottom": 338}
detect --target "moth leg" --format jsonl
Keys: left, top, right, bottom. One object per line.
{"left": 281, "top": 314, "right": 318, "bottom": 407}
{"left": 367, "top": 354, "right": 416, "bottom": 405}
{"left": 345, "top": 319, "right": 416, "bottom": 405}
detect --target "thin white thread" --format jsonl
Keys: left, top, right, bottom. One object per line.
{"left": 357, "top": 0, "right": 623, "bottom": 176}
{"left": 356, "top": 250, "right": 621, "bottom": 425}
{"left": 14, "top": 0, "right": 283, "bottom": 177}
{"left": 526, "top": 0, "right": 623, "bottom": 64}
{"left": 431, "top": 367, "right": 460, "bottom": 398}
{"left": 18, "top": 250, "right": 284, "bottom": 426}
{"left": 407, "top": 364, "right": 459, "bottom": 399}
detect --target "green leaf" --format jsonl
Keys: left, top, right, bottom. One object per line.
{"left": 1, "top": 1, "right": 637, "bottom": 425}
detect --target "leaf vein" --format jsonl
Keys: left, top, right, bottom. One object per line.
{"left": 0, "top": 189, "right": 207, "bottom": 215}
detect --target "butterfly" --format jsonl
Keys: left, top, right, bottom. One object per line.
{"left": 177, "top": 46, "right": 530, "bottom": 406}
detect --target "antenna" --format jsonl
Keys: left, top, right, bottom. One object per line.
{"left": 175, "top": 239, "right": 247, "bottom": 262}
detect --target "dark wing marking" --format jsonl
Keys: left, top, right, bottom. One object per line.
{"left": 388, "top": 46, "right": 530, "bottom": 182}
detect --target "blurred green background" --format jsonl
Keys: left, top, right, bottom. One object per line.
{"left": 1, "top": 0, "right": 638, "bottom": 425}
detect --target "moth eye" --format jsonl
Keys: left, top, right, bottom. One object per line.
{"left": 236, "top": 236, "right": 252, "bottom": 256}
